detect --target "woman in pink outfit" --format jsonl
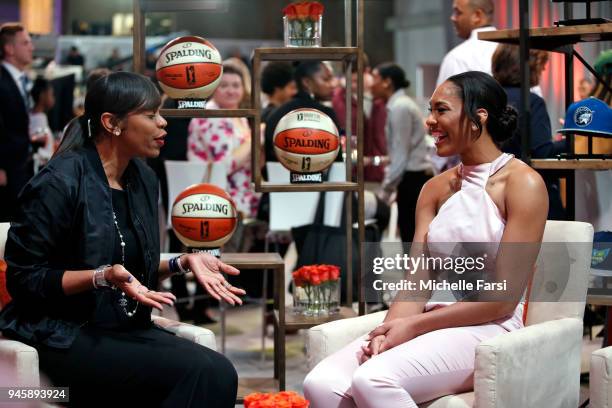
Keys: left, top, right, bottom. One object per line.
{"left": 303, "top": 71, "right": 549, "bottom": 408}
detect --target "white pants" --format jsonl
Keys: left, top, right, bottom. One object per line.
{"left": 303, "top": 306, "right": 523, "bottom": 408}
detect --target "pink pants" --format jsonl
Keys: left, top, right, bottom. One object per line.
{"left": 303, "top": 305, "right": 523, "bottom": 408}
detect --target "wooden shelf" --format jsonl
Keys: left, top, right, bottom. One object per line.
{"left": 220, "top": 252, "right": 284, "bottom": 269}
{"left": 254, "top": 47, "right": 359, "bottom": 61}
{"left": 531, "top": 159, "right": 612, "bottom": 170}
{"left": 274, "top": 307, "right": 357, "bottom": 330}
{"left": 160, "top": 108, "right": 256, "bottom": 118}
{"left": 478, "top": 23, "right": 612, "bottom": 52}
{"left": 237, "top": 378, "right": 280, "bottom": 403}
{"left": 258, "top": 181, "right": 359, "bottom": 193}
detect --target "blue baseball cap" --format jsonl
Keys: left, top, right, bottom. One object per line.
{"left": 557, "top": 97, "right": 612, "bottom": 138}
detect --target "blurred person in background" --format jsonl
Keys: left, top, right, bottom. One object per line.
{"left": 492, "top": 43, "right": 567, "bottom": 220}
{"left": 224, "top": 57, "right": 252, "bottom": 109}
{"left": 332, "top": 54, "right": 387, "bottom": 185}
{"left": 436, "top": 0, "right": 497, "bottom": 86}
{"left": 29, "top": 77, "right": 56, "bottom": 171}
{"left": 261, "top": 62, "right": 296, "bottom": 124}
{"left": 578, "top": 77, "right": 594, "bottom": 101}
{"left": 0, "top": 22, "right": 34, "bottom": 222}
{"left": 371, "top": 63, "right": 433, "bottom": 244}
{"left": 64, "top": 45, "right": 85, "bottom": 67}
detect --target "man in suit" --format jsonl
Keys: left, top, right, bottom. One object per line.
{"left": 0, "top": 23, "right": 34, "bottom": 221}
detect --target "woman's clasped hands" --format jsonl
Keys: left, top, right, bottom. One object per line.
{"left": 359, "top": 317, "right": 420, "bottom": 364}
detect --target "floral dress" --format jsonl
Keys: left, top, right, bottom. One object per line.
{"left": 187, "top": 102, "right": 260, "bottom": 217}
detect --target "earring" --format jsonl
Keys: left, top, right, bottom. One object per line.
{"left": 471, "top": 124, "right": 478, "bottom": 131}
{"left": 114, "top": 128, "right": 121, "bottom": 136}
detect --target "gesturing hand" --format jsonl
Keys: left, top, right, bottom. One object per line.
{"left": 106, "top": 264, "right": 176, "bottom": 311}
{"left": 366, "top": 318, "right": 419, "bottom": 353}
{"left": 181, "top": 252, "right": 246, "bottom": 306}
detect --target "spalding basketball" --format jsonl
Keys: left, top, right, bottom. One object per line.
{"left": 171, "top": 184, "right": 237, "bottom": 248}
{"left": 156, "top": 36, "right": 223, "bottom": 100}
{"left": 273, "top": 108, "right": 340, "bottom": 173}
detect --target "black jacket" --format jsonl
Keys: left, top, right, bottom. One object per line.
{"left": 0, "top": 140, "right": 160, "bottom": 348}
{"left": 502, "top": 86, "right": 567, "bottom": 159}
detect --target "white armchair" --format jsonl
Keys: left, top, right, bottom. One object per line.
{"left": 306, "top": 220, "right": 594, "bottom": 407}
{"left": 0, "top": 222, "right": 216, "bottom": 387}
{"left": 590, "top": 346, "right": 612, "bottom": 408}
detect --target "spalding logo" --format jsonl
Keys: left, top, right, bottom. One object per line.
{"left": 574, "top": 106, "right": 593, "bottom": 127}
{"left": 181, "top": 202, "right": 230, "bottom": 216}
{"left": 165, "top": 47, "right": 213, "bottom": 64}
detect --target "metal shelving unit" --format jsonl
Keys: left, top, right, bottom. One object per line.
{"left": 132, "top": 0, "right": 368, "bottom": 397}
{"left": 479, "top": 7, "right": 612, "bottom": 220}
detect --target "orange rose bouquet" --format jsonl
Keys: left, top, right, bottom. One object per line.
{"left": 244, "top": 391, "right": 309, "bottom": 408}
{"left": 292, "top": 264, "right": 340, "bottom": 315}
{"left": 282, "top": 1, "right": 324, "bottom": 47}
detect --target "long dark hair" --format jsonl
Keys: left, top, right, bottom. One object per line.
{"left": 56, "top": 72, "right": 161, "bottom": 155}
{"left": 447, "top": 71, "right": 518, "bottom": 147}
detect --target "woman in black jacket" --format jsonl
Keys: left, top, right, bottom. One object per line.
{"left": 0, "top": 72, "right": 244, "bottom": 407}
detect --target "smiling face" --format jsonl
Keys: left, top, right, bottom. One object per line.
{"left": 426, "top": 81, "right": 474, "bottom": 157}
{"left": 117, "top": 109, "right": 168, "bottom": 159}
{"left": 213, "top": 72, "right": 244, "bottom": 109}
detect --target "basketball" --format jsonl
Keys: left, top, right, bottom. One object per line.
{"left": 273, "top": 108, "right": 340, "bottom": 173}
{"left": 171, "top": 184, "right": 238, "bottom": 248}
{"left": 155, "top": 36, "right": 223, "bottom": 100}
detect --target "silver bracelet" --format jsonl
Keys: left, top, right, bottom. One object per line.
{"left": 93, "top": 264, "right": 112, "bottom": 289}
{"left": 176, "top": 254, "right": 190, "bottom": 274}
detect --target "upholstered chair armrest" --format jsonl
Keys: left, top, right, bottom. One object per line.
{"left": 590, "top": 346, "right": 612, "bottom": 408}
{"left": 306, "top": 311, "right": 386, "bottom": 369}
{"left": 474, "top": 318, "right": 582, "bottom": 408}
{"left": 151, "top": 315, "right": 217, "bottom": 351}
{"left": 0, "top": 336, "right": 40, "bottom": 386}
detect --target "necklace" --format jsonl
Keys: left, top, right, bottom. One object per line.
{"left": 112, "top": 209, "right": 138, "bottom": 317}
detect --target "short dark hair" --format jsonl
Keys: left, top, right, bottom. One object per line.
{"left": 375, "top": 62, "right": 410, "bottom": 90}
{"left": 261, "top": 62, "right": 294, "bottom": 95}
{"left": 492, "top": 44, "right": 549, "bottom": 88}
{"left": 31, "top": 76, "right": 51, "bottom": 105}
{"left": 447, "top": 71, "right": 518, "bottom": 147}
{"left": 469, "top": 0, "right": 494, "bottom": 20}
{"left": 0, "top": 22, "right": 25, "bottom": 60}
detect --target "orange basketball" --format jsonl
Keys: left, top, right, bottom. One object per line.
{"left": 171, "top": 184, "right": 237, "bottom": 248}
{"left": 155, "top": 36, "right": 223, "bottom": 100}
{"left": 273, "top": 108, "right": 340, "bottom": 173}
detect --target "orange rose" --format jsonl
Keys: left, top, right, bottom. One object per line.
{"left": 244, "top": 393, "right": 268, "bottom": 408}
{"left": 282, "top": 4, "right": 297, "bottom": 17}
{"left": 330, "top": 266, "right": 340, "bottom": 281}
{"left": 283, "top": 1, "right": 324, "bottom": 20}
{"left": 318, "top": 265, "right": 330, "bottom": 282}
{"left": 309, "top": 2, "right": 324, "bottom": 17}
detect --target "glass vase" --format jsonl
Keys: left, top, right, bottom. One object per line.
{"left": 283, "top": 15, "right": 322, "bottom": 47}
{"left": 292, "top": 278, "right": 340, "bottom": 316}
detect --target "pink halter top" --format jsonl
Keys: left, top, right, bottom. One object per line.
{"left": 425, "top": 153, "right": 524, "bottom": 330}
{"left": 427, "top": 153, "right": 514, "bottom": 244}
